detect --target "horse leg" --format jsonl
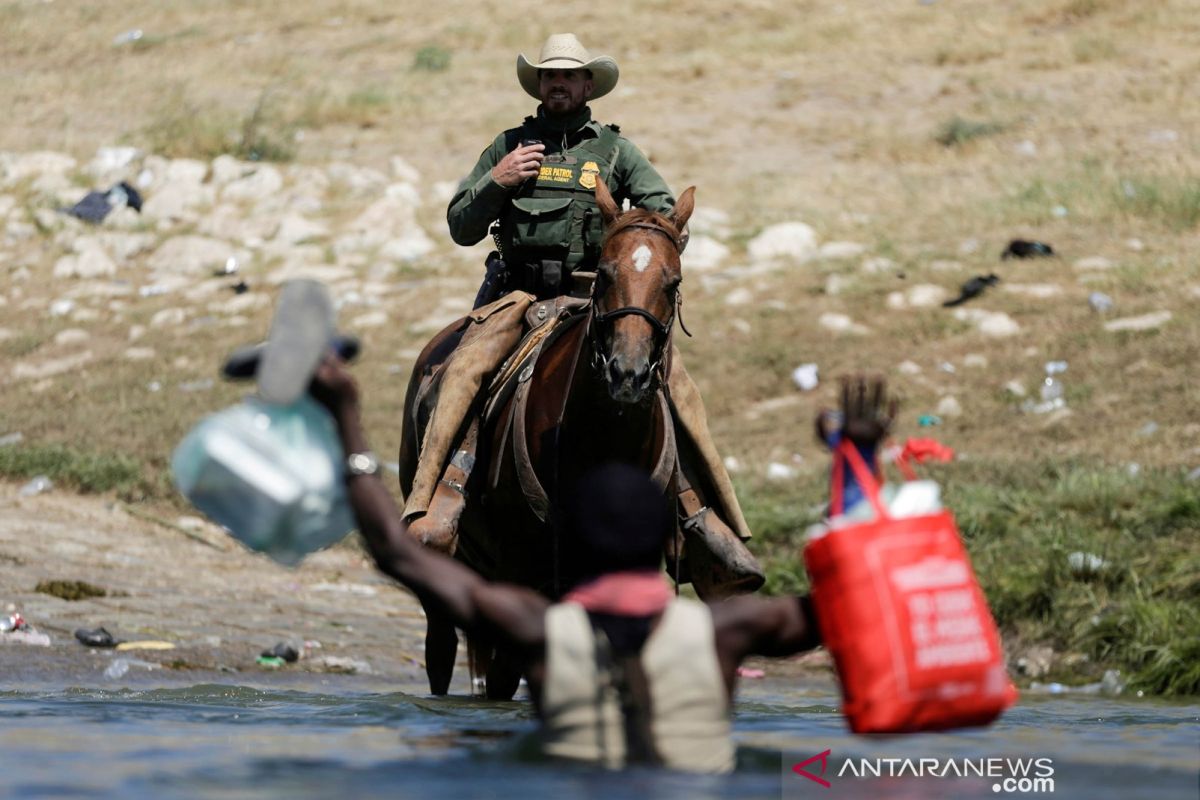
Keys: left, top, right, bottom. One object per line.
{"left": 423, "top": 603, "right": 459, "bottom": 695}
{"left": 485, "top": 647, "right": 524, "bottom": 700}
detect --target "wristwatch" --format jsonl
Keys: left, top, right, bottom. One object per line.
{"left": 346, "top": 451, "right": 379, "bottom": 478}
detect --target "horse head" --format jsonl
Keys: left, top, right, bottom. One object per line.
{"left": 591, "top": 179, "right": 695, "bottom": 404}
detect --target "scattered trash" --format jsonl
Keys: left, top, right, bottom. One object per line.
{"left": 75, "top": 627, "right": 123, "bottom": 648}
{"left": 317, "top": 656, "right": 371, "bottom": 675}
{"left": 1001, "top": 239, "right": 1055, "bottom": 260}
{"left": 917, "top": 414, "right": 942, "bottom": 427}
{"left": 1, "top": 614, "right": 51, "bottom": 646}
{"left": 112, "top": 29, "right": 145, "bottom": 46}
{"left": 104, "top": 658, "right": 158, "bottom": 679}
{"left": 1023, "top": 362, "right": 1068, "bottom": 414}
{"left": 216, "top": 256, "right": 239, "bottom": 276}
{"left": 178, "top": 379, "right": 214, "bottom": 393}
{"left": 1137, "top": 422, "right": 1159, "bottom": 437}
{"left": 1051, "top": 205, "right": 1069, "bottom": 218}
{"left": 938, "top": 361, "right": 956, "bottom": 374}
{"left": 791, "top": 363, "right": 819, "bottom": 391}
{"left": 50, "top": 299, "right": 75, "bottom": 317}
{"left": 1067, "top": 551, "right": 1108, "bottom": 577}
{"left": 1087, "top": 292, "right": 1114, "bottom": 313}
{"left": 942, "top": 273, "right": 999, "bottom": 307}
{"left": 231, "top": 280, "right": 250, "bottom": 295}
{"left": 19, "top": 475, "right": 53, "bottom": 497}
{"left": 736, "top": 666, "right": 766, "bottom": 679}
{"left": 0, "top": 432, "right": 24, "bottom": 447}
{"left": 1004, "top": 380, "right": 1027, "bottom": 398}
{"left": 61, "top": 181, "right": 143, "bottom": 224}
{"left": 256, "top": 655, "right": 286, "bottom": 669}
{"left": 261, "top": 642, "right": 299, "bottom": 663}
{"left": 139, "top": 285, "right": 169, "bottom": 298}
{"left": 1, "top": 613, "right": 25, "bottom": 633}
{"left": 35, "top": 579, "right": 106, "bottom": 600}
{"left": 148, "top": 381, "right": 162, "bottom": 392}
{"left": 115, "top": 640, "right": 176, "bottom": 651}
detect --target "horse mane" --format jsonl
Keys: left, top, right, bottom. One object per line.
{"left": 602, "top": 208, "right": 682, "bottom": 250}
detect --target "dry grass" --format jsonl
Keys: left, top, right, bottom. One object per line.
{"left": 1, "top": 2, "right": 1197, "bottom": 619}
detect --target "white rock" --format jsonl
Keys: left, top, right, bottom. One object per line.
{"left": 54, "top": 328, "right": 90, "bottom": 346}
{"left": 819, "top": 241, "right": 866, "bottom": 260}
{"left": 908, "top": 284, "right": 949, "bottom": 308}
{"left": 272, "top": 213, "right": 329, "bottom": 246}
{"left": 2, "top": 151, "right": 76, "bottom": 185}
{"left": 150, "top": 307, "right": 187, "bottom": 328}
{"left": 886, "top": 291, "right": 907, "bottom": 310}
{"left": 953, "top": 308, "right": 1021, "bottom": 337}
{"left": 818, "top": 312, "right": 870, "bottom": 335}
{"left": 959, "top": 238, "right": 981, "bottom": 255}
{"left": 379, "top": 231, "right": 435, "bottom": 262}
{"left": 936, "top": 396, "right": 963, "bottom": 417}
{"left": 199, "top": 203, "right": 278, "bottom": 245}
{"left": 12, "top": 350, "right": 94, "bottom": 380}
{"left": 142, "top": 182, "right": 215, "bottom": 222}
{"left": 149, "top": 236, "right": 242, "bottom": 275}
{"left": 128, "top": 324, "right": 146, "bottom": 341}
{"left": 266, "top": 263, "right": 355, "bottom": 285}
{"left": 390, "top": 155, "right": 421, "bottom": 184}
{"left": 1014, "top": 139, "right": 1038, "bottom": 156}
{"left": 724, "top": 287, "right": 753, "bottom": 306}
{"left": 165, "top": 158, "right": 209, "bottom": 186}
{"left": 87, "top": 146, "right": 142, "bottom": 179}
{"left": 215, "top": 293, "right": 270, "bottom": 314}
{"left": 824, "top": 274, "right": 847, "bottom": 296}
{"left": 723, "top": 455, "right": 742, "bottom": 473}
{"left": 49, "top": 299, "right": 75, "bottom": 316}
{"left": 123, "top": 347, "right": 157, "bottom": 360}
{"left": 688, "top": 207, "right": 731, "bottom": 239}
{"left": 897, "top": 360, "right": 922, "bottom": 375}
{"left": 326, "top": 162, "right": 388, "bottom": 195}
{"left": 861, "top": 256, "right": 895, "bottom": 274}
{"left": 430, "top": 180, "right": 458, "bottom": 203}
{"left": 54, "top": 247, "right": 117, "bottom": 279}
{"left": 1074, "top": 256, "right": 1114, "bottom": 271}
{"left": 350, "top": 310, "right": 389, "bottom": 328}
{"left": 210, "top": 155, "right": 252, "bottom": 185}
{"left": 1003, "top": 283, "right": 1063, "bottom": 299}
{"left": 222, "top": 165, "right": 284, "bottom": 202}
{"left": 682, "top": 235, "right": 729, "bottom": 272}
{"left": 728, "top": 318, "right": 752, "bottom": 335}
{"left": 1005, "top": 380, "right": 1027, "bottom": 397}
{"left": 747, "top": 222, "right": 818, "bottom": 262}
{"left": 766, "top": 462, "right": 798, "bottom": 481}
{"left": 963, "top": 353, "right": 989, "bottom": 368}
{"left": 1125, "top": 238, "right": 1145, "bottom": 252}
{"left": 1104, "top": 310, "right": 1171, "bottom": 332}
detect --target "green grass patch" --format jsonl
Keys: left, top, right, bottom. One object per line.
{"left": 0, "top": 443, "right": 142, "bottom": 494}
{"left": 412, "top": 44, "right": 451, "bottom": 72}
{"left": 935, "top": 116, "right": 1005, "bottom": 148}
{"left": 141, "top": 88, "right": 296, "bottom": 162}
{"left": 747, "top": 461, "right": 1200, "bottom": 695}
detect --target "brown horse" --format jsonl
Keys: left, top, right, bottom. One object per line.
{"left": 400, "top": 180, "right": 695, "bottom": 699}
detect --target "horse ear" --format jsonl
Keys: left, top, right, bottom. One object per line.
{"left": 670, "top": 186, "right": 696, "bottom": 231}
{"left": 594, "top": 178, "right": 620, "bottom": 227}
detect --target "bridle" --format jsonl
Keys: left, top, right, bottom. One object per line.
{"left": 589, "top": 222, "right": 691, "bottom": 382}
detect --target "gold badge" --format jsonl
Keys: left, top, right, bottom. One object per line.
{"left": 579, "top": 161, "right": 599, "bottom": 189}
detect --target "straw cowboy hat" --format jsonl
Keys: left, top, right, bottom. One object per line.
{"left": 516, "top": 33, "right": 619, "bottom": 101}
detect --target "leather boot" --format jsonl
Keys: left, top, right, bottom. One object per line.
{"left": 677, "top": 466, "right": 765, "bottom": 599}
{"left": 407, "top": 418, "right": 479, "bottom": 554}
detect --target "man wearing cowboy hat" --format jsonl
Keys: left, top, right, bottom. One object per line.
{"left": 402, "top": 37, "right": 763, "bottom": 674}
{"left": 447, "top": 32, "right": 676, "bottom": 288}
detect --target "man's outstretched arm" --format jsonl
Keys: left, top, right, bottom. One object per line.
{"left": 310, "top": 355, "right": 548, "bottom": 648}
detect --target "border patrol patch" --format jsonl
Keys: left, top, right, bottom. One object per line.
{"left": 579, "top": 161, "right": 599, "bottom": 190}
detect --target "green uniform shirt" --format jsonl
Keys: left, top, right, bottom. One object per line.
{"left": 447, "top": 105, "right": 674, "bottom": 280}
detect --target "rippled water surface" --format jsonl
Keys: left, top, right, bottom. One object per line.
{"left": 1, "top": 673, "right": 1196, "bottom": 800}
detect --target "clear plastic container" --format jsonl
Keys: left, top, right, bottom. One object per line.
{"left": 171, "top": 397, "right": 356, "bottom": 565}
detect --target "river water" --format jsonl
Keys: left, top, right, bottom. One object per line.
{"left": 1, "top": 669, "right": 1195, "bottom": 800}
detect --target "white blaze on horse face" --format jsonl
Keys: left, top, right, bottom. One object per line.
{"left": 631, "top": 244, "right": 652, "bottom": 273}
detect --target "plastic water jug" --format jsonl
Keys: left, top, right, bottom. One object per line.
{"left": 171, "top": 397, "right": 356, "bottom": 565}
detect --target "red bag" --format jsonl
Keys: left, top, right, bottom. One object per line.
{"left": 804, "top": 441, "right": 1017, "bottom": 733}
